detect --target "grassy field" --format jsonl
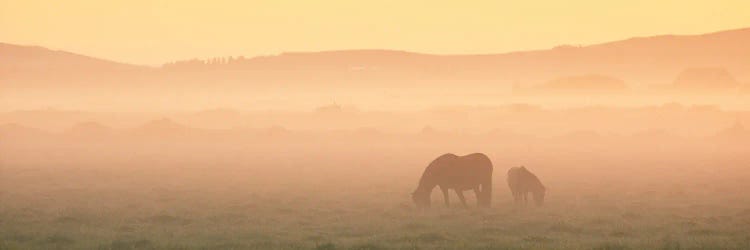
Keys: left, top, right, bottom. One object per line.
{"left": 1, "top": 135, "right": 750, "bottom": 250}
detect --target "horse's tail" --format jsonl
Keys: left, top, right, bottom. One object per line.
{"left": 480, "top": 169, "right": 493, "bottom": 208}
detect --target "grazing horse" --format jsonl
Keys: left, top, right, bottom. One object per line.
{"left": 507, "top": 166, "right": 546, "bottom": 206}
{"left": 412, "top": 153, "right": 493, "bottom": 209}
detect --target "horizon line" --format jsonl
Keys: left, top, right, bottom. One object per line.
{"left": 3, "top": 26, "right": 749, "bottom": 67}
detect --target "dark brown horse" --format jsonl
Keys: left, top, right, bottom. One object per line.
{"left": 412, "top": 153, "right": 493, "bottom": 209}
{"left": 507, "top": 166, "right": 546, "bottom": 206}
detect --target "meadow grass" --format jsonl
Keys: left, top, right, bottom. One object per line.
{"left": 2, "top": 162, "right": 750, "bottom": 250}
{"left": 1, "top": 138, "right": 749, "bottom": 250}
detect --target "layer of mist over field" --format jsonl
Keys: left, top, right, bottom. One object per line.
{"left": 2, "top": 28, "right": 750, "bottom": 249}
{"left": 2, "top": 102, "right": 749, "bottom": 249}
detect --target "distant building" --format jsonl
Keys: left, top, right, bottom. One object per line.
{"left": 315, "top": 102, "right": 343, "bottom": 114}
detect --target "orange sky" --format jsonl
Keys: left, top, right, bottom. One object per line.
{"left": 1, "top": 0, "right": 749, "bottom": 65}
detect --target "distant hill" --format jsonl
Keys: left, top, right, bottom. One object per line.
{"left": 515, "top": 74, "right": 628, "bottom": 95}
{"left": 131, "top": 118, "right": 192, "bottom": 137}
{"left": 0, "top": 123, "right": 47, "bottom": 139}
{"left": 158, "top": 27, "right": 750, "bottom": 86}
{"left": 0, "top": 43, "right": 149, "bottom": 84}
{"left": 2, "top": 27, "right": 749, "bottom": 87}
{"left": 714, "top": 120, "right": 750, "bottom": 142}
{"left": 64, "top": 121, "right": 114, "bottom": 138}
{"left": 672, "top": 68, "right": 740, "bottom": 89}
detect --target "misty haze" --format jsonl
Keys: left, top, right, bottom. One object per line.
{"left": 2, "top": 1, "right": 750, "bottom": 249}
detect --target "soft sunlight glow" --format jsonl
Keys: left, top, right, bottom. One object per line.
{"left": 2, "top": 0, "right": 749, "bottom": 64}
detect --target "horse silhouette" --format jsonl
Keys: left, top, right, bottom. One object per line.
{"left": 412, "top": 153, "right": 493, "bottom": 209}
{"left": 507, "top": 166, "right": 546, "bottom": 206}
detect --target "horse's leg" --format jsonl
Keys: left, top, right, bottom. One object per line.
{"left": 440, "top": 186, "right": 450, "bottom": 208}
{"left": 455, "top": 190, "right": 467, "bottom": 208}
{"left": 516, "top": 192, "right": 522, "bottom": 204}
{"left": 472, "top": 187, "right": 481, "bottom": 207}
{"left": 522, "top": 191, "right": 528, "bottom": 206}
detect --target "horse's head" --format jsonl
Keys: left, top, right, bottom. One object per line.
{"left": 411, "top": 190, "right": 431, "bottom": 209}
{"left": 532, "top": 185, "right": 546, "bottom": 206}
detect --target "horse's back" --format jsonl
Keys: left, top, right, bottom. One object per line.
{"left": 436, "top": 153, "right": 459, "bottom": 162}
{"left": 430, "top": 153, "right": 491, "bottom": 171}
{"left": 507, "top": 166, "right": 543, "bottom": 191}
{"left": 462, "top": 153, "right": 493, "bottom": 170}
{"left": 507, "top": 167, "right": 522, "bottom": 190}
{"left": 454, "top": 153, "right": 493, "bottom": 176}
{"left": 426, "top": 153, "right": 492, "bottom": 189}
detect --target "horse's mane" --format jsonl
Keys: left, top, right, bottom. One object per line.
{"left": 519, "top": 166, "right": 545, "bottom": 190}
{"left": 416, "top": 153, "right": 457, "bottom": 192}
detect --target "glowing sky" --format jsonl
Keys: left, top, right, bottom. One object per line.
{"left": 1, "top": 0, "right": 749, "bottom": 65}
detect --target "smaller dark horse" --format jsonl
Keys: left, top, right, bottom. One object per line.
{"left": 507, "top": 166, "right": 546, "bottom": 206}
{"left": 412, "top": 153, "right": 493, "bottom": 209}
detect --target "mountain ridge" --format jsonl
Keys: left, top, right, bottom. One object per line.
{"left": 3, "top": 27, "right": 748, "bottom": 66}
{"left": 2, "top": 27, "right": 749, "bottom": 86}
